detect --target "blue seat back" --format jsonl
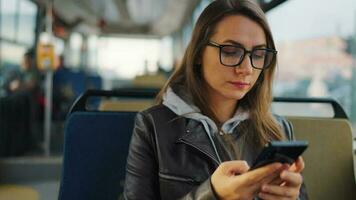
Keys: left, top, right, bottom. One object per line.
{"left": 58, "top": 111, "right": 137, "bottom": 200}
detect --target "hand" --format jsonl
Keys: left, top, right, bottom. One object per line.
{"left": 258, "top": 157, "right": 305, "bottom": 200}
{"left": 211, "top": 161, "right": 285, "bottom": 200}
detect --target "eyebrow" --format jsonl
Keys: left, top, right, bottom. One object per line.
{"left": 222, "top": 39, "right": 267, "bottom": 49}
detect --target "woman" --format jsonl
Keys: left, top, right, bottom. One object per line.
{"left": 124, "top": 0, "right": 307, "bottom": 199}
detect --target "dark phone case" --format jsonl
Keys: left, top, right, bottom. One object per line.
{"left": 250, "top": 141, "right": 308, "bottom": 170}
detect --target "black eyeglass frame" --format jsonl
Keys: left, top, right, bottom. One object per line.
{"left": 207, "top": 41, "right": 277, "bottom": 70}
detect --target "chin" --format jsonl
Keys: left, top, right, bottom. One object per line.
{"left": 223, "top": 91, "right": 247, "bottom": 101}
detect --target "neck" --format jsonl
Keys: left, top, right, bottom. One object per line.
{"left": 210, "top": 95, "right": 238, "bottom": 124}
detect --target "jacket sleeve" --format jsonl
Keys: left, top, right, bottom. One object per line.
{"left": 123, "top": 112, "right": 160, "bottom": 200}
{"left": 179, "top": 178, "right": 218, "bottom": 200}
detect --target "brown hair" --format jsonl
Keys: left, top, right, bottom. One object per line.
{"left": 157, "top": 0, "right": 285, "bottom": 146}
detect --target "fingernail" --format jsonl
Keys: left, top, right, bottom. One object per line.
{"left": 262, "top": 185, "right": 268, "bottom": 191}
{"left": 281, "top": 170, "right": 288, "bottom": 178}
{"left": 258, "top": 193, "right": 264, "bottom": 198}
{"left": 274, "top": 163, "right": 282, "bottom": 168}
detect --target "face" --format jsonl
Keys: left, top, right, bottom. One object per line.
{"left": 201, "top": 14, "right": 266, "bottom": 106}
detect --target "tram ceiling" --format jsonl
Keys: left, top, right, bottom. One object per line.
{"left": 35, "top": 0, "right": 289, "bottom": 37}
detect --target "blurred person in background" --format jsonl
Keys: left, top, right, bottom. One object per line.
{"left": 3, "top": 48, "right": 41, "bottom": 95}
{"left": 1, "top": 48, "right": 44, "bottom": 154}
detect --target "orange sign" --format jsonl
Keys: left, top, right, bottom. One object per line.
{"left": 37, "top": 43, "right": 55, "bottom": 70}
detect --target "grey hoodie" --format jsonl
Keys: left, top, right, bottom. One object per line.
{"left": 162, "top": 87, "right": 249, "bottom": 163}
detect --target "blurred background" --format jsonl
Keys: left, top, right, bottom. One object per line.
{"left": 0, "top": 0, "right": 356, "bottom": 199}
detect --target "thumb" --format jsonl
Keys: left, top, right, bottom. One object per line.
{"left": 220, "top": 160, "right": 250, "bottom": 176}
{"left": 289, "top": 156, "right": 305, "bottom": 173}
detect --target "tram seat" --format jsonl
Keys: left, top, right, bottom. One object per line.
{"left": 273, "top": 97, "right": 356, "bottom": 200}
{"left": 99, "top": 99, "right": 154, "bottom": 111}
{"left": 53, "top": 69, "right": 103, "bottom": 101}
{"left": 288, "top": 117, "right": 356, "bottom": 200}
{"left": 132, "top": 74, "right": 167, "bottom": 88}
{"left": 58, "top": 111, "right": 137, "bottom": 200}
{"left": 87, "top": 75, "right": 103, "bottom": 90}
{"left": 58, "top": 89, "right": 158, "bottom": 200}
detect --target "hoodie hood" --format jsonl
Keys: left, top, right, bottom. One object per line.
{"left": 162, "top": 87, "right": 249, "bottom": 137}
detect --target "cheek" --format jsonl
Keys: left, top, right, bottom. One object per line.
{"left": 202, "top": 52, "right": 225, "bottom": 87}
{"left": 202, "top": 64, "right": 226, "bottom": 88}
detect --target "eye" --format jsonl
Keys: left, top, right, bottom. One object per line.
{"left": 252, "top": 49, "right": 267, "bottom": 59}
{"left": 221, "top": 46, "right": 243, "bottom": 57}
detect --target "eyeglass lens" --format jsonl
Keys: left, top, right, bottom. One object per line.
{"left": 220, "top": 46, "right": 273, "bottom": 69}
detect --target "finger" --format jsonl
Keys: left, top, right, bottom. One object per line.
{"left": 280, "top": 171, "right": 303, "bottom": 187}
{"left": 258, "top": 191, "right": 290, "bottom": 200}
{"left": 230, "top": 166, "right": 284, "bottom": 197}
{"left": 262, "top": 164, "right": 289, "bottom": 186}
{"left": 220, "top": 160, "right": 250, "bottom": 175}
{"left": 259, "top": 165, "right": 288, "bottom": 185}
{"left": 267, "top": 176, "right": 284, "bottom": 186}
{"left": 293, "top": 157, "right": 305, "bottom": 173}
{"left": 288, "top": 157, "right": 305, "bottom": 173}
{"left": 261, "top": 184, "right": 299, "bottom": 198}
{"left": 239, "top": 163, "right": 283, "bottom": 185}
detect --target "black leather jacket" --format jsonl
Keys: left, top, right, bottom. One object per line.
{"left": 123, "top": 104, "right": 306, "bottom": 200}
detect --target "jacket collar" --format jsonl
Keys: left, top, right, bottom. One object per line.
{"left": 177, "top": 120, "right": 220, "bottom": 166}
{"left": 163, "top": 87, "right": 249, "bottom": 136}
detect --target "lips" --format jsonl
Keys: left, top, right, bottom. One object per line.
{"left": 228, "top": 81, "right": 250, "bottom": 89}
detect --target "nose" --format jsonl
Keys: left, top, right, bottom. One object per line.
{"left": 235, "top": 54, "right": 253, "bottom": 75}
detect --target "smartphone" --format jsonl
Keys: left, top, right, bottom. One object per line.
{"left": 250, "top": 141, "right": 308, "bottom": 170}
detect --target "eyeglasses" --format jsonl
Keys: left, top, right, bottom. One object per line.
{"left": 207, "top": 41, "right": 277, "bottom": 70}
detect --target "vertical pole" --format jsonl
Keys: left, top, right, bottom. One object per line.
{"left": 80, "top": 35, "right": 88, "bottom": 69}
{"left": 44, "top": 70, "right": 53, "bottom": 156}
{"left": 43, "top": 1, "right": 54, "bottom": 156}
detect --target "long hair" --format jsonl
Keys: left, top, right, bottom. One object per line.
{"left": 157, "top": 0, "right": 285, "bottom": 146}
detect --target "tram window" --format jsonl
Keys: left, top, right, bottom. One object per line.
{"left": 17, "top": 0, "right": 37, "bottom": 46}
{"left": 87, "top": 35, "right": 99, "bottom": 69}
{"left": 97, "top": 37, "right": 161, "bottom": 79}
{"left": 192, "top": 0, "right": 211, "bottom": 23}
{"left": 271, "top": 102, "right": 334, "bottom": 118}
{"left": 182, "top": 23, "right": 192, "bottom": 48}
{"left": 68, "top": 33, "right": 83, "bottom": 68}
{"left": 0, "top": 41, "right": 26, "bottom": 68}
{"left": 267, "top": 0, "right": 356, "bottom": 127}
{"left": 0, "top": 0, "right": 17, "bottom": 40}
{"left": 0, "top": 0, "right": 37, "bottom": 71}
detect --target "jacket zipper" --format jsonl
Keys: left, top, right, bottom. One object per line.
{"left": 177, "top": 138, "right": 220, "bottom": 166}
